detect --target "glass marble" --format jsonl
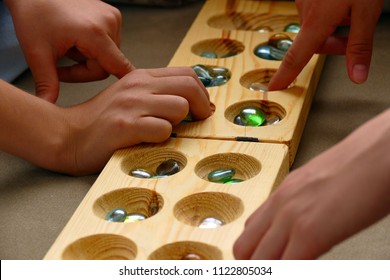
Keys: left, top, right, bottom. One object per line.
{"left": 254, "top": 45, "right": 275, "bottom": 60}
{"left": 264, "top": 115, "right": 281, "bottom": 126}
{"left": 105, "top": 208, "right": 127, "bottom": 222}
{"left": 224, "top": 178, "right": 244, "bottom": 184}
{"left": 198, "top": 217, "right": 224, "bottom": 229}
{"left": 249, "top": 82, "right": 268, "bottom": 92}
{"left": 269, "top": 46, "right": 286, "bottom": 60}
{"left": 124, "top": 213, "right": 146, "bottom": 223}
{"left": 200, "top": 51, "right": 218, "bottom": 59}
{"left": 233, "top": 115, "right": 246, "bottom": 126}
{"left": 156, "top": 159, "right": 181, "bottom": 176}
{"left": 284, "top": 23, "right": 301, "bottom": 33}
{"left": 207, "top": 168, "right": 235, "bottom": 183}
{"left": 276, "top": 39, "right": 293, "bottom": 52}
{"left": 129, "top": 168, "right": 155, "bottom": 179}
{"left": 257, "top": 26, "right": 273, "bottom": 32}
{"left": 192, "top": 64, "right": 231, "bottom": 88}
{"left": 182, "top": 253, "right": 203, "bottom": 260}
{"left": 268, "top": 33, "right": 292, "bottom": 48}
{"left": 198, "top": 76, "right": 212, "bottom": 87}
{"left": 238, "top": 106, "right": 266, "bottom": 126}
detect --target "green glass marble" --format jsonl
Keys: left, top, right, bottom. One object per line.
{"left": 207, "top": 168, "right": 235, "bottom": 183}
{"left": 129, "top": 168, "right": 155, "bottom": 179}
{"left": 239, "top": 106, "right": 266, "bottom": 126}
{"left": 105, "top": 208, "right": 127, "bottom": 222}
{"left": 284, "top": 23, "right": 301, "bottom": 33}
{"left": 124, "top": 213, "right": 146, "bottom": 223}
{"left": 200, "top": 51, "right": 218, "bottom": 59}
{"left": 224, "top": 178, "right": 244, "bottom": 184}
{"left": 156, "top": 159, "right": 181, "bottom": 176}
{"left": 198, "top": 217, "right": 224, "bottom": 229}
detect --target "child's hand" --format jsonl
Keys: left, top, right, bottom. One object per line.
{"left": 64, "top": 67, "right": 212, "bottom": 175}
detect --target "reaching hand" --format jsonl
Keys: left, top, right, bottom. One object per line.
{"left": 5, "top": 0, "right": 134, "bottom": 103}
{"left": 233, "top": 108, "right": 390, "bottom": 259}
{"left": 268, "top": 0, "right": 384, "bottom": 91}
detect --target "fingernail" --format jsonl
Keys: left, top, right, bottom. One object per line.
{"left": 352, "top": 64, "right": 368, "bottom": 84}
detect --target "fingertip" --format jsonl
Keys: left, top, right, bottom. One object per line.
{"left": 350, "top": 64, "right": 368, "bottom": 84}
{"left": 35, "top": 83, "right": 59, "bottom": 103}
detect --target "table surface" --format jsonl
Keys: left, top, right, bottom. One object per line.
{"left": 1, "top": 1, "right": 389, "bottom": 260}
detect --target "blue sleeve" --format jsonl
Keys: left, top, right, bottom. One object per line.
{"left": 0, "top": 2, "right": 28, "bottom": 82}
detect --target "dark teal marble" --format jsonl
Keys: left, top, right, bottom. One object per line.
{"left": 156, "top": 159, "right": 181, "bottom": 176}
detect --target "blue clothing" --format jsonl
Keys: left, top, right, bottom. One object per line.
{"left": 0, "top": 2, "right": 28, "bottom": 82}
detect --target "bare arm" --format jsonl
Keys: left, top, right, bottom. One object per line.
{"left": 0, "top": 67, "right": 211, "bottom": 175}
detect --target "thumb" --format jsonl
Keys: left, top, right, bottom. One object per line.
{"left": 27, "top": 48, "right": 60, "bottom": 103}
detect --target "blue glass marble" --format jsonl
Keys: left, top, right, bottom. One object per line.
{"left": 105, "top": 208, "right": 127, "bottom": 222}
{"left": 208, "top": 168, "right": 235, "bottom": 183}
{"left": 254, "top": 45, "right": 276, "bottom": 60}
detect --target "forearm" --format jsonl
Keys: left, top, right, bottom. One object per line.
{"left": 0, "top": 80, "right": 72, "bottom": 173}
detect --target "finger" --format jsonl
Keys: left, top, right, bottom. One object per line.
{"left": 150, "top": 75, "right": 212, "bottom": 120}
{"left": 147, "top": 67, "right": 210, "bottom": 101}
{"left": 139, "top": 95, "right": 190, "bottom": 126}
{"left": 250, "top": 218, "right": 289, "bottom": 260}
{"left": 268, "top": 17, "right": 341, "bottom": 91}
{"left": 77, "top": 34, "right": 135, "bottom": 78}
{"left": 317, "top": 36, "right": 348, "bottom": 55}
{"left": 129, "top": 116, "right": 173, "bottom": 144}
{"left": 25, "top": 46, "right": 60, "bottom": 103}
{"left": 346, "top": 5, "right": 379, "bottom": 84}
{"left": 58, "top": 60, "right": 109, "bottom": 82}
{"left": 233, "top": 203, "right": 273, "bottom": 260}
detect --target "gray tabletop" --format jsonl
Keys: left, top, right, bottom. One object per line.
{"left": 1, "top": 1, "right": 389, "bottom": 260}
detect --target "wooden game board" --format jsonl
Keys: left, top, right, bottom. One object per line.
{"left": 44, "top": 0, "right": 325, "bottom": 260}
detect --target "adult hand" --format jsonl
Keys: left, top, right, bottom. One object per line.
{"left": 268, "top": 0, "right": 384, "bottom": 91}
{"left": 5, "top": 0, "right": 134, "bottom": 103}
{"left": 233, "top": 108, "right": 390, "bottom": 259}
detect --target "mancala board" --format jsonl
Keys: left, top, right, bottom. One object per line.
{"left": 44, "top": 0, "right": 325, "bottom": 260}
